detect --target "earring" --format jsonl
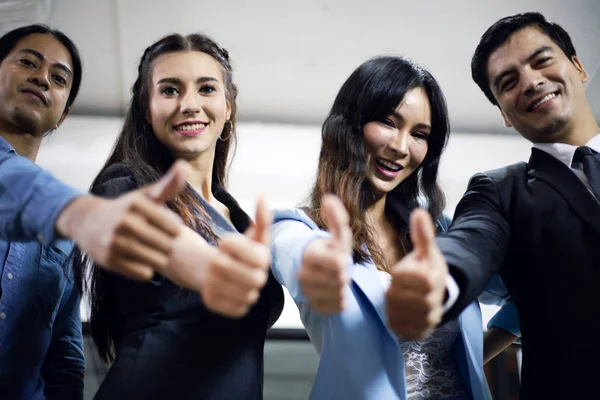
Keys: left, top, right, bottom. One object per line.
{"left": 219, "top": 120, "right": 233, "bottom": 141}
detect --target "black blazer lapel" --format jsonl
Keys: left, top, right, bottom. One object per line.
{"left": 528, "top": 148, "right": 600, "bottom": 233}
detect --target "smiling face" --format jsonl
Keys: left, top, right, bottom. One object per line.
{"left": 363, "top": 86, "right": 431, "bottom": 196}
{"left": 148, "top": 50, "right": 231, "bottom": 161}
{"left": 0, "top": 33, "right": 73, "bottom": 137}
{"left": 487, "top": 26, "right": 589, "bottom": 143}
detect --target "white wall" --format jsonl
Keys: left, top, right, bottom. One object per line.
{"left": 37, "top": 115, "right": 533, "bottom": 328}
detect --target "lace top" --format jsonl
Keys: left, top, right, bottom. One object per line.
{"left": 379, "top": 271, "right": 467, "bottom": 400}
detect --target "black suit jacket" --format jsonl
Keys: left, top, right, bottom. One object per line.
{"left": 91, "top": 163, "right": 284, "bottom": 400}
{"left": 438, "top": 148, "right": 600, "bottom": 399}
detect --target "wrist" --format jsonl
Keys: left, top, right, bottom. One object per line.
{"left": 55, "top": 195, "right": 94, "bottom": 240}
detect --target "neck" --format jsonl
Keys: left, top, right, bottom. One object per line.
{"left": 0, "top": 131, "right": 42, "bottom": 161}
{"left": 365, "top": 194, "right": 387, "bottom": 227}
{"left": 185, "top": 151, "right": 216, "bottom": 201}
{"left": 558, "top": 105, "right": 599, "bottom": 146}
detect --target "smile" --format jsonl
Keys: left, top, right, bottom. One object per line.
{"left": 527, "top": 92, "right": 558, "bottom": 112}
{"left": 375, "top": 158, "right": 403, "bottom": 177}
{"left": 173, "top": 122, "right": 207, "bottom": 136}
{"left": 175, "top": 123, "right": 206, "bottom": 131}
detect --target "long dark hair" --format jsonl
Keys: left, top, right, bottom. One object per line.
{"left": 307, "top": 56, "right": 449, "bottom": 269}
{"left": 0, "top": 24, "right": 83, "bottom": 113}
{"left": 75, "top": 33, "right": 238, "bottom": 363}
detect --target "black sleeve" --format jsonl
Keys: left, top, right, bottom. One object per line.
{"left": 437, "top": 172, "right": 512, "bottom": 321}
{"left": 92, "top": 163, "right": 139, "bottom": 198}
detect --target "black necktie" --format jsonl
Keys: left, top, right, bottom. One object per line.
{"left": 574, "top": 146, "right": 600, "bottom": 198}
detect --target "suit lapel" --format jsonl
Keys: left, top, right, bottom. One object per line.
{"left": 529, "top": 148, "right": 600, "bottom": 233}
{"left": 350, "top": 261, "right": 389, "bottom": 332}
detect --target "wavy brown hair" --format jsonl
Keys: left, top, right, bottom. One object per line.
{"left": 307, "top": 56, "right": 449, "bottom": 270}
{"left": 74, "top": 32, "right": 238, "bottom": 363}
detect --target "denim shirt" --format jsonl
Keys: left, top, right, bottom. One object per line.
{"left": 0, "top": 136, "right": 81, "bottom": 244}
{"left": 0, "top": 239, "right": 84, "bottom": 399}
{"left": 0, "top": 137, "right": 84, "bottom": 398}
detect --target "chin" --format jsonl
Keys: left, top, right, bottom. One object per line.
{"left": 538, "top": 117, "right": 569, "bottom": 138}
{"left": 12, "top": 112, "right": 44, "bottom": 136}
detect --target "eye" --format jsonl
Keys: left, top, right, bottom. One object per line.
{"left": 199, "top": 85, "right": 216, "bottom": 94}
{"left": 411, "top": 132, "right": 429, "bottom": 141}
{"left": 500, "top": 77, "right": 517, "bottom": 92}
{"left": 380, "top": 117, "right": 396, "bottom": 128}
{"left": 18, "top": 58, "right": 36, "bottom": 68}
{"left": 160, "top": 86, "right": 179, "bottom": 96}
{"left": 53, "top": 74, "right": 67, "bottom": 86}
{"left": 536, "top": 57, "right": 552, "bottom": 67}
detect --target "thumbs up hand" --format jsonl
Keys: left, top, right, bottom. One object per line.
{"left": 299, "top": 195, "right": 353, "bottom": 314}
{"left": 199, "top": 196, "right": 273, "bottom": 317}
{"left": 58, "top": 160, "right": 189, "bottom": 281}
{"left": 386, "top": 209, "right": 448, "bottom": 340}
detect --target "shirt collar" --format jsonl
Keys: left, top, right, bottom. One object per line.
{"left": 533, "top": 132, "right": 600, "bottom": 168}
{"left": 0, "top": 136, "right": 15, "bottom": 154}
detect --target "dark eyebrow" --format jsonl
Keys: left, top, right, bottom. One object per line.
{"left": 156, "top": 76, "right": 220, "bottom": 85}
{"left": 391, "top": 110, "right": 431, "bottom": 131}
{"left": 492, "top": 46, "right": 554, "bottom": 91}
{"left": 18, "top": 48, "right": 73, "bottom": 78}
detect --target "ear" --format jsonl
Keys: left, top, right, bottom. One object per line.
{"left": 56, "top": 106, "right": 71, "bottom": 129}
{"left": 571, "top": 56, "right": 589, "bottom": 83}
{"left": 226, "top": 100, "right": 232, "bottom": 121}
{"left": 500, "top": 108, "right": 512, "bottom": 128}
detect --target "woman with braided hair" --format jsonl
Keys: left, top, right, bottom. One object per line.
{"left": 75, "top": 33, "right": 284, "bottom": 399}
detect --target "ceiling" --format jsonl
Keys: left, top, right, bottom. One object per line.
{"left": 2, "top": 0, "right": 600, "bottom": 134}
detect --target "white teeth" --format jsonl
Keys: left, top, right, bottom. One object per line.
{"left": 177, "top": 123, "right": 206, "bottom": 131}
{"left": 532, "top": 93, "right": 556, "bottom": 110}
{"left": 377, "top": 159, "right": 401, "bottom": 171}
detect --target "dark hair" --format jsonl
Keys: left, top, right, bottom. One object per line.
{"left": 0, "top": 24, "right": 83, "bottom": 112}
{"left": 471, "top": 12, "right": 577, "bottom": 105}
{"left": 307, "top": 56, "right": 449, "bottom": 269}
{"left": 77, "top": 33, "right": 238, "bottom": 363}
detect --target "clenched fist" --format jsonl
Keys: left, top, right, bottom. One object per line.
{"left": 386, "top": 209, "right": 449, "bottom": 340}
{"left": 299, "top": 195, "right": 353, "bottom": 314}
{"left": 168, "top": 197, "right": 273, "bottom": 318}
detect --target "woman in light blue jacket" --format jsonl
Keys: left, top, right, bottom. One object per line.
{"left": 270, "top": 56, "right": 515, "bottom": 400}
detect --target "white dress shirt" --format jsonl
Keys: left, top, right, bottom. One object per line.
{"left": 534, "top": 133, "right": 600, "bottom": 199}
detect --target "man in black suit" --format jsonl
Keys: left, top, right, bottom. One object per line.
{"left": 384, "top": 12, "right": 600, "bottom": 399}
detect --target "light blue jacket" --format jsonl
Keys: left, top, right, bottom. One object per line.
{"left": 271, "top": 208, "right": 494, "bottom": 400}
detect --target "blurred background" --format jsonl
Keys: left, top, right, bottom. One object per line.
{"left": 1, "top": 0, "right": 599, "bottom": 398}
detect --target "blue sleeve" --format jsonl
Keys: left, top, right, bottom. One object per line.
{"left": 487, "top": 302, "right": 521, "bottom": 338}
{"left": 478, "top": 274, "right": 512, "bottom": 306}
{"left": 41, "top": 273, "right": 85, "bottom": 400}
{"left": 0, "top": 141, "right": 82, "bottom": 245}
{"left": 270, "top": 216, "right": 331, "bottom": 351}
{"left": 271, "top": 218, "right": 330, "bottom": 303}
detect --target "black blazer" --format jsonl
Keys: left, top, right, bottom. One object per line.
{"left": 91, "top": 163, "right": 284, "bottom": 400}
{"left": 437, "top": 148, "right": 600, "bottom": 399}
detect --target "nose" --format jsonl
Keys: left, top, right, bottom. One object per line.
{"left": 28, "top": 66, "right": 50, "bottom": 90}
{"left": 522, "top": 68, "right": 546, "bottom": 98}
{"left": 180, "top": 89, "right": 200, "bottom": 115}
{"left": 387, "top": 129, "right": 409, "bottom": 158}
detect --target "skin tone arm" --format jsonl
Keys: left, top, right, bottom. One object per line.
{"left": 57, "top": 160, "right": 273, "bottom": 317}
{"left": 167, "top": 197, "right": 273, "bottom": 317}
{"left": 55, "top": 161, "right": 188, "bottom": 282}
{"left": 484, "top": 326, "right": 519, "bottom": 364}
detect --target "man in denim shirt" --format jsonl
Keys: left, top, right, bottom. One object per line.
{"left": 0, "top": 25, "right": 229, "bottom": 399}
{"left": 0, "top": 24, "right": 86, "bottom": 399}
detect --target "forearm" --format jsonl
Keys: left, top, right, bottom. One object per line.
{"left": 270, "top": 220, "right": 330, "bottom": 302}
{"left": 438, "top": 174, "right": 511, "bottom": 320}
{"left": 0, "top": 152, "right": 81, "bottom": 244}
{"left": 483, "top": 326, "right": 519, "bottom": 364}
